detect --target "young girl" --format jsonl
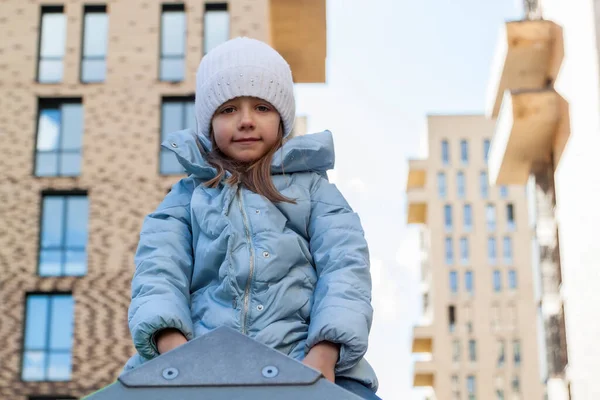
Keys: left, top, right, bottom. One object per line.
{"left": 124, "top": 37, "right": 380, "bottom": 399}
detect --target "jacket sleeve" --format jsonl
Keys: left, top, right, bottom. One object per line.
{"left": 128, "top": 178, "right": 195, "bottom": 359}
{"left": 305, "top": 175, "right": 373, "bottom": 373}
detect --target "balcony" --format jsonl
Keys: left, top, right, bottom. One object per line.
{"left": 486, "top": 19, "right": 563, "bottom": 118}
{"left": 413, "top": 360, "right": 435, "bottom": 388}
{"left": 412, "top": 324, "right": 434, "bottom": 354}
{"left": 407, "top": 159, "right": 427, "bottom": 190}
{"left": 407, "top": 159, "right": 427, "bottom": 224}
{"left": 488, "top": 88, "right": 564, "bottom": 185}
{"left": 270, "top": 0, "right": 326, "bottom": 83}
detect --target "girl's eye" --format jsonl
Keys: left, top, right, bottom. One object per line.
{"left": 256, "top": 105, "right": 271, "bottom": 112}
{"left": 220, "top": 106, "right": 235, "bottom": 114}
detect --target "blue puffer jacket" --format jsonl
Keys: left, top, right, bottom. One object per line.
{"left": 123, "top": 129, "right": 378, "bottom": 390}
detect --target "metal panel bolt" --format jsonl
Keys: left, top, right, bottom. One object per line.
{"left": 262, "top": 365, "right": 279, "bottom": 378}
{"left": 162, "top": 367, "right": 179, "bottom": 380}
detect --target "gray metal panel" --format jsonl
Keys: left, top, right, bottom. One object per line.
{"left": 84, "top": 378, "right": 363, "bottom": 399}
{"left": 83, "top": 327, "right": 362, "bottom": 399}
{"left": 120, "top": 327, "right": 320, "bottom": 387}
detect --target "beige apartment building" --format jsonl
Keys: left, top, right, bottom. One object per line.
{"left": 407, "top": 115, "right": 544, "bottom": 400}
{"left": 0, "top": 1, "right": 324, "bottom": 399}
{"left": 484, "top": 1, "right": 600, "bottom": 399}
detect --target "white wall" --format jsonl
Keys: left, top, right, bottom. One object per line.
{"left": 540, "top": 0, "right": 600, "bottom": 399}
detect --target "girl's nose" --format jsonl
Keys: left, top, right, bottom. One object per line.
{"left": 238, "top": 106, "right": 255, "bottom": 131}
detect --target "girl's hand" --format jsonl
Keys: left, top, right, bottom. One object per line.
{"left": 156, "top": 328, "right": 188, "bottom": 354}
{"left": 302, "top": 341, "right": 340, "bottom": 383}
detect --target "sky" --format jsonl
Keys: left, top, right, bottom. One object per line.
{"left": 294, "top": 1, "right": 522, "bottom": 398}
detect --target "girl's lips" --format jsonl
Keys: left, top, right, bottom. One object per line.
{"left": 234, "top": 138, "right": 260, "bottom": 142}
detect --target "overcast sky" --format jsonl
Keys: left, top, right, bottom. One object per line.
{"left": 294, "top": 1, "right": 522, "bottom": 398}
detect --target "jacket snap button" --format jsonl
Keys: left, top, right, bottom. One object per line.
{"left": 257, "top": 304, "right": 264, "bottom": 311}
{"left": 263, "top": 251, "right": 269, "bottom": 258}
{"left": 171, "top": 142, "right": 178, "bottom": 148}
{"left": 255, "top": 209, "right": 260, "bottom": 214}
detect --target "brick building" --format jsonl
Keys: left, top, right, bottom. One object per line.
{"left": 0, "top": 1, "right": 325, "bottom": 398}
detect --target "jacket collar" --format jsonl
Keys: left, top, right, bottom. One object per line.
{"left": 161, "top": 129, "right": 335, "bottom": 180}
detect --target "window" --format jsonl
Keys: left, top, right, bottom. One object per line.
{"left": 457, "top": 171, "right": 465, "bottom": 198}
{"left": 484, "top": 139, "right": 490, "bottom": 162}
{"left": 463, "top": 204, "right": 472, "bottom": 231}
{"left": 448, "top": 305, "right": 456, "bottom": 333}
{"left": 81, "top": 5, "right": 108, "bottom": 82}
{"left": 38, "top": 6, "right": 66, "bottom": 83}
{"left": 468, "top": 339, "right": 477, "bottom": 362}
{"left": 22, "top": 294, "right": 74, "bottom": 381}
{"left": 452, "top": 375, "right": 461, "bottom": 400}
{"left": 512, "top": 375, "right": 521, "bottom": 392}
{"left": 442, "top": 140, "right": 450, "bottom": 165}
{"left": 39, "top": 194, "right": 89, "bottom": 276}
{"left": 465, "top": 271, "right": 474, "bottom": 295}
{"left": 467, "top": 375, "right": 476, "bottom": 400}
{"left": 463, "top": 304, "right": 473, "bottom": 333}
{"left": 444, "top": 204, "right": 452, "bottom": 230}
{"left": 486, "top": 204, "right": 496, "bottom": 231}
{"left": 204, "top": 3, "right": 229, "bottom": 54}
{"left": 493, "top": 270, "right": 502, "bottom": 292}
{"left": 452, "top": 339, "right": 460, "bottom": 362}
{"left": 460, "top": 237, "right": 469, "bottom": 265}
{"left": 438, "top": 172, "right": 447, "bottom": 198}
{"left": 513, "top": 340, "right": 521, "bottom": 366}
{"left": 160, "top": 4, "right": 186, "bottom": 81}
{"left": 464, "top": 304, "right": 473, "bottom": 333}
{"left": 488, "top": 237, "right": 497, "bottom": 264}
{"left": 480, "top": 171, "right": 489, "bottom": 198}
{"left": 508, "top": 304, "right": 518, "bottom": 329}
{"left": 445, "top": 237, "right": 454, "bottom": 265}
{"left": 460, "top": 140, "right": 468, "bottom": 164}
{"left": 496, "top": 390, "right": 505, "bottom": 400}
{"left": 506, "top": 204, "right": 516, "bottom": 231}
{"left": 450, "top": 271, "right": 458, "bottom": 294}
{"left": 503, "top": 236, "right": 513, "bottom": 264}
{"left": 35, "top": 99, "right": 84, "bottom": 177}
{"left": 497, "top": 340, "right": 506, "bottom": 367}
{"left": 492, "top": 304, "right": 501, "bottom": 331}
{"left": 508, "top": 270, "right": 518, "bottom": 290}
{"left": 499, "top": 185, "right": 508, "bottom": 198}
{"left": 161, "top": 97, "right": 195, "bottom": 174}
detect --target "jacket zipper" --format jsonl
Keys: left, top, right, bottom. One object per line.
{"left": 237, "top": 187, "right": 254, "bottom": 335}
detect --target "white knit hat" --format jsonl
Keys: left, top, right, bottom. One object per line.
{"left": 195, "top": 37, "right": 296, "bottom": 138}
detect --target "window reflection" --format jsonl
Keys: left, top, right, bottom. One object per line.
{"left": 23, "top": 294, "right": 74, "bottom": 382}
{"left": 39, "top": 7, "right": 66, "bottom": 83}
{"left": 39, "top": 194, "right": 88, "bottom": 277}
{"left": 35, "top": 100, "right": 84, "bottom": 177}
{"left": 204, "top": 3, "right": 230, "bottom": 54}
{"left": 160, "top": 5, "right": 186, "bottom": 81}
{"left": 161, "top": 98, "right": 195, "bottom": 175}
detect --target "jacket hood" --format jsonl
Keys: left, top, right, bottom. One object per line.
{"left": 161, "top": 129, "right": 335, "bottom": 180}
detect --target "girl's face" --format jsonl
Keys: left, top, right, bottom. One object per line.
{"left": 211, "top": 96, "right": 281, "bottom": 163}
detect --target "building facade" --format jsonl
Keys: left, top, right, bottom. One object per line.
{"left": 485, "top": 1, "right": 600, "bottom": 399}
{"left": 407, "top": 115, "right": 545, "bottom": 400}
{"left": 0, "top": 1, "right": 324, "bottom": 398}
